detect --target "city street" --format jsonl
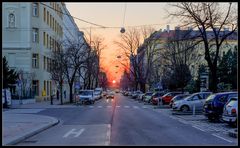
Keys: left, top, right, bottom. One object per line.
{"left": 15, "top": 93, "right": 237, "bottom": 146}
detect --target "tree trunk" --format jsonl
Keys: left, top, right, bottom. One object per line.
{"left": 60, "top": 83, "right": 63, "bottom": 105}
{"left": 209, "top": 67, "right": 218, "bottom": 93}
{"left": 69, "top": 83, "right": 73, "bottom": 103}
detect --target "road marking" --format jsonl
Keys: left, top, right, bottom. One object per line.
{"left": 89, "top": 106, "right": 94, "bottom": 108}
{"left": 116, "top": 106, "right": 120, "bottom": 108}
{"left": 133, "top": 106, "right": 139, "bottom": 109}
{"left": 63, "top": 128, "right": 85, "bottom": 138}
{"left": 124, "top": 106, "right": 130, "bottom": 108}
{"left": 142, "top": 106, "right": 147, "bottom": 108}
{"left": 212, "top": 133, "right": 232, "bottom": 143}
{"left": 192, "top": 125, "right": 206, "bottom": 132}
{"left": 105, "top": 124, "right": 111, "bottom": 145}
{"left": 177, "top": 119, "right": 189, "bottom": 124}
{"left": 98, "top": 106, "right": 103, "bottom": 108}
{"left": 107, "top": 106, "right": 112, "bottom": 108}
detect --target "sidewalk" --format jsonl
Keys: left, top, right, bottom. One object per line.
{"left": 9, "top": 99, "right": 77, "bottom": 109}
{"left": 2, "top": 112, "right": 59, "bottom": 145}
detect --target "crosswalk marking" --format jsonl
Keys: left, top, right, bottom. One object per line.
{"left": 107, "top": 106, "right": 112, "bottom": 108}
{"left": 133, "top": 106, "right": 139, "bottom": 109}
{"left": 98, "top": 106, "right": 103, "bottom": 108}
{"left": 142, "top": 106, "right": 148, "bottom": 108}
{"left": 116, "top": 106, "right": 120, "bottom": 108}
{"left": 89, "top": 106, "right": 94, "bottom": 108}
{"left": 124, "top": 106, "right": 130, "bottom": 108}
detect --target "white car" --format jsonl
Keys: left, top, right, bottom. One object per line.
{"left": 77, "top": 90, "right": 96, "bottom": 104}
{"left": 222, "top": 97, "right": 238, "bottom": 127}
{"left": 172, "top": 92, "right": 212, "bottom": 112}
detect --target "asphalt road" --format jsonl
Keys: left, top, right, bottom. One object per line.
{"left": 16, "top": 93, "right": 236, "bottom": 146}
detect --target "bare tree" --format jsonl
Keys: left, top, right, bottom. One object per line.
{"left": 91, "top": 36, "right": 106, "bottom": 88}
{"left": 115, "top": 27, "right": 156, "bottom": 92}
{"left": 50, "top": 41, "right": 66, "bottom": 105}
{"left": 63, "top": 39, "right": 90, "bottom": 103}
{"left": 168, "top": 2, "right": 238, "bottom": 92}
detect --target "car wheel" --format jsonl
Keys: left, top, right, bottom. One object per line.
{"left": 181, "top": 105, "right": 189, "bottom": 112}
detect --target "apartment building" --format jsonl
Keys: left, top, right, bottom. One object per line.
{"left": 2, "top": 2, "right": 76, "bottom": 102}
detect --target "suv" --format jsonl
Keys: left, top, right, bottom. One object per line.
{"left": 173, "top": 92, "right": 212, "bottom": 112}
{"left": 203, "top": 92, "right": 238, "bottom": 121}
{"left": 160, "top": 92, "right": 184, "bottom": 105}
{"left": 77, "top": 90, "right": 95, "bottom": 104}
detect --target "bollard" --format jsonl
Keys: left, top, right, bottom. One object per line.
{"left": 50, "top": 95, "right": 53, "bottom": 105}
{"left": 193, "top": 104, "right": 195, "bottom": 116}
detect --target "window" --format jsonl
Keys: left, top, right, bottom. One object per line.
{"left": 46, "top": 34, "right": 49, "bottom": 48}
{"left": 32, "top": 80, "right": 39, "bottom": 96}
{"left": 8, "top": 13, "right": 15, "bottom": 28}
{"left": 218, "top": 95, "right": 227, "bottom": 103}
{"left": 43, "top": 8, "right": 46, "bottom": 22}
{"left": 32, "top": 28, "right": 39, "bottom": 43}
{"left": 43, "top": 32, "right": 46, "bottom": 46}
{"left": 32, "top": 3, "right": 39, "bottom": 17}
{"left": 44, "top": 56, "right": 46, "bottom": 69}
{"left": 32, "top": 54, "right": 39, "bottom": 68}
{"left": 47, "top": 11, "right": 49, "bottom": 25}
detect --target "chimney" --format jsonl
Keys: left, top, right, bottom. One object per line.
{"left": 166, "top": 25, "right": 170, "bottom": 33}
{"left": 175, "top": 26, "right": 180, "bottom": 30}
{"left": 188, "top": 27, "right": 193, "bottom": 30}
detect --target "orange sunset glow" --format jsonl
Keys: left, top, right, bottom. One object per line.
{"left": 65, "top": 3, "right": 180, "bottom": 84}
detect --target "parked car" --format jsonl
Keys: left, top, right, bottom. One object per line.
{"left": 222, "top": 97, "right": 238, "bottom": 127}
{"left": 203, "top": 92, "right": 238, "bottom": 121}
{"left": 94, "top": 88, "right": 103, "bottom": 100}
{"left": 169, "top": 94, "right": 190, "bottom": 108}
{"left": 106, "top": 91, "right": 115, "bottom": 99}
{"left": 102, "top": 91, "right": 107, "bottom": 97}
{"left": 143, "top": 92, "right": 154, "bottom": 103}
{"left": 152, "top": 92, "right": 165, "bottom": 105}
{"left": 172, "top": 92, "right": 212, "bottom": 112}
{"left": 77, "top": 90, "right": 95, "bottom": 104}
{"left": 132, "top": 90, "right": 143, "bottom": 99}
{"left": 137, "top": 93, "right": 145, "bottom": 101}
{"left": 160, "top": 92, "right": 185, "bottom": 105}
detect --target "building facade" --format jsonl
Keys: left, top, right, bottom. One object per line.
{"left": 2, "top": 2, "right": 81, "bottom": 102}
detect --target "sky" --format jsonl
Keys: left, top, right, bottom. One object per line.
{"left": 65, "top": 2, "right": 182, "bottom": 82}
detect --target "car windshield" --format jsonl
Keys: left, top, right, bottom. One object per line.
{"left": 205, "top": 94, "right": 216, "bottom": 101}
{"left": 145, "top": 92, "right": 153, "bottom": 96}
{"left": 175, "top": 95, "right": 189, "bottom": 100}
{"left": 79, "top": 91, "right": 93, "bottom": 96}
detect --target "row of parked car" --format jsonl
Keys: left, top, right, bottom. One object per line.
{"left": 123, "top": 90, "right": 238, "bottom": 127}
{"left": 75, "top": 88, "right": 116, "bottom": 105}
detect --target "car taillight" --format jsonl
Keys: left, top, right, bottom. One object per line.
{"left": 231, "top": 108, "right": 237, "bottom": 116}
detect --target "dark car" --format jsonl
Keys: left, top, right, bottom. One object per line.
{"left": 203, "top": 92, "right": 238, "bottom": 121}
{"left": 169, "top": 94, "right": 190, "bottom": 108}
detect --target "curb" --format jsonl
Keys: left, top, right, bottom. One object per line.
{"left": 4, "top": 118, "right": 60, "bottom": 145}
{"left": 228, "top": 129, "right": 238, "bottom": 138}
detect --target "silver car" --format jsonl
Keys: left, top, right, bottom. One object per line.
{"left": 222, "top": 97, "right": 238, "bottom": 127}
{"left": 172, "top": 92, "right": 212, "bottom": 112}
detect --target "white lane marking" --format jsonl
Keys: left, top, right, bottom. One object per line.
{"left": 133, "top": 106, "right": 139, "bottom": 109}
{"left": 105, "top": 124, "right": 111, "bottom": 145}
{"left": 107, "top": 106, "right": 112, "bottom": 108}
{"left": 98, "top": 106, "right": 103, "bottom": 108}
{"left": 116, "top": 106, "right": 120, "bottom": 108}
{"left": 124, "top": 106, "right": 130, "bottom": 108}
{"left": 63, "top": 128, "right": 85, "bottom": 138}
{"left": 177, "top": 119, "right": 189, "bottom": 124}
{"left": 212, "top": 133, "right": 232, "bottom": 143}
{"left": 192, "top": 125, "right": 206, "bottom": 132}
